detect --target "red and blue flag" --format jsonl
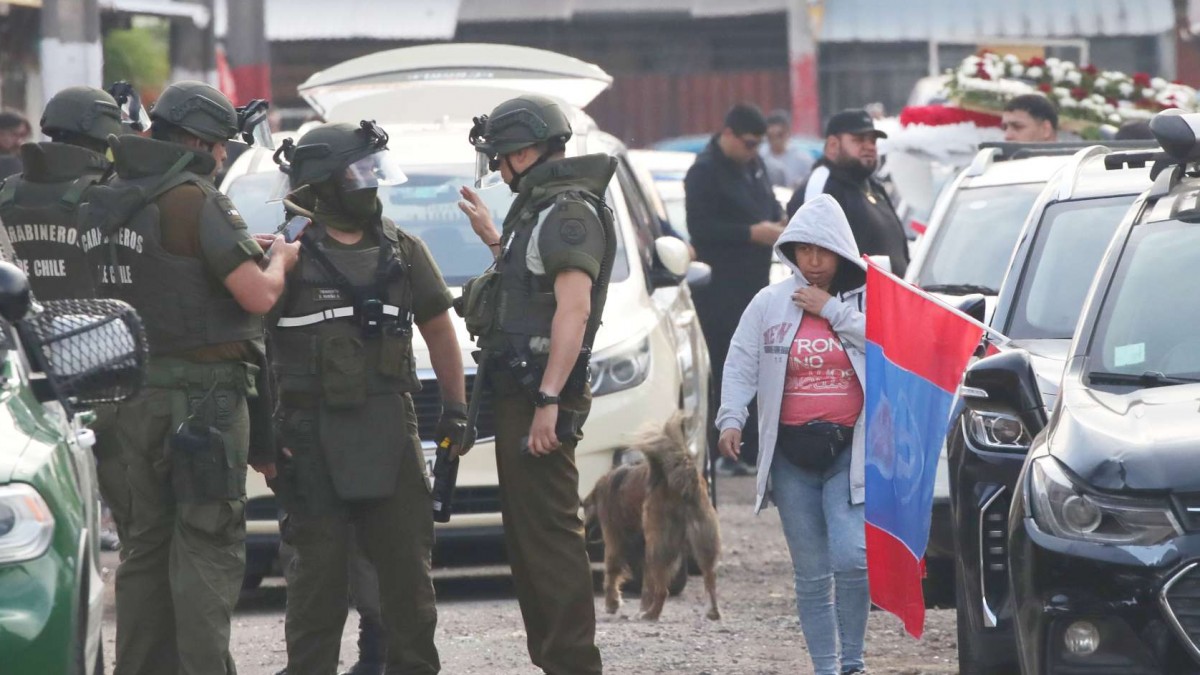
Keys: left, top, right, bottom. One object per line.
{"left": 863, "top": 263, "right": 985, "bottom": 638}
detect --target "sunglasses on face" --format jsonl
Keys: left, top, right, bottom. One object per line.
{"left": 739, "top": 135, "right": 763, "bottom": 151}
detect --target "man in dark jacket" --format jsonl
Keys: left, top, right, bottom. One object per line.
{"left": 685, "top": 103, "right": 784, "bottom": 473}
{"left": 788, "top": 109, "right": 909, "bottom": 276}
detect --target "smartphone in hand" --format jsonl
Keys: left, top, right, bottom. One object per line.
{"left": 262, "top": 215, "right": 311, "bottom": 263}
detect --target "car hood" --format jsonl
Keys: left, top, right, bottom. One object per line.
{"left": 1009, "top": 338, "right": 1071, "bottom": 409}
{"left": 1049, "top": 380, "right": 1200, "bottom": 492}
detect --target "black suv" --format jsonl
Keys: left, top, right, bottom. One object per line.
{"left": 948, "top": 143, "right": 1155, "bottom": 674}
{"left": 964, "top": 111, "right": 1200, "bottom": 674}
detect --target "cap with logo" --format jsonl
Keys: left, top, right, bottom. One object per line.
{"left": 824, "top": 109, "right": 888, "bottom": 139}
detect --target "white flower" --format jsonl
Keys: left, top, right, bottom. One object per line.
{"left": 1090, "top": 93, "right": 1107, "bottom": 104}
{"left": 1061, "top": 61, "right": 1076, "bottom": 71}
{"left": 1117, "top": 82, "right": 1133, "bottom": 97}
{"left": 1152, "top": 77, "right": 1167, "bottom": 90}
{"left": 1103, "top": 103, "right": 1117, "bottom": 115}
{"left": 1109, "top": 114, "right": 1122, "bottom": 124}
{"left": 1003, "top": 54, "right": 1018, "bottom": 64}
{"left": 1065, "top": 70, "right": 1082, "bottom": 85}
{"left": 1095, "top": 77, "right": 1109, "bottom": 90}
{"left": 1027, "top": 66, "right": 1044, "bottom": 79}
{"left": 1046, "top": 57, "right": 1061, "bottom": 67}
{"left": 1143, "top": 87, "right": 1157, "bottom": 99}
{"left": 1053, "top": 87, "right": 1070, "bottom": 98}
{"left": 1059, "top": 97, "right": 1078, "bottom": 108}
{"left": 1009, "top": 64, "right": 1025, "bottom": 78}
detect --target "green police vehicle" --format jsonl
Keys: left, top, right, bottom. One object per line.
{"left": 0, "top": 249, "right": 146, "bottom": 674}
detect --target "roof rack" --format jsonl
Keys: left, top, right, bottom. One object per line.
{"left": 978, "top": 140, "right": 1159, "bottom": 161}
{"left": 1058, "top": 146, "right": 1115, "bottom": 201}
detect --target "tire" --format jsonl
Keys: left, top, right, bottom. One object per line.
{"left": 923, "top": 557, "right": 956, "bottom": 609}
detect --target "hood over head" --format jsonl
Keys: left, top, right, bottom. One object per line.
{"left": 775, "top": 193, "right": 866, "bottom": 290}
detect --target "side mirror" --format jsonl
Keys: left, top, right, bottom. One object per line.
{"left": 17, "top": 299, "right": 148, "bottom": 412}
{"left": 959, "top": 349, "right": 1048, "bottom": 452}
{"left": 685, "top": 261, "right": 712, "bottom": 289}
{"left": 651, "top": 236, "right": 690, "bottom": 288}
{"left": 0, "top": 262, "right": 31, "bottom": 323}
{"left": 951, "top": 293, "right": 987, "bottom": 325}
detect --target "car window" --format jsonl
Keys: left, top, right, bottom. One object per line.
{"left": 615, "top": 160, "right": 658, "bottom": 284}
{"left": 224, "top": 171, "right": 287, "bottom": 235}
{"left": 1006, "top": 197, "right": 1134, "bottom": 340}
{"left": 224, "top": 164, "right": 631, "bottom": 288}
{"left": 1089, "top": 220, "right": 1200, "bottom": 379}
{"left": 916, "top": 183, "right": 1043, "bottom": 292}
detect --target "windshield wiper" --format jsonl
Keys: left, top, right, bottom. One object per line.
{"left": 1088, "top": 371, "right": 1200, "bottom": 387}
{"left": 921, "top": 283, "right": 999, "bottom": 296}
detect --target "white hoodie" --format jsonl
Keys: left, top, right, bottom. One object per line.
{"left": 717, "top": 194, "right": 868, "bottom": 512}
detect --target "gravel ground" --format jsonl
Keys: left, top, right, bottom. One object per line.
{"left": 100, "top": 474, "right": 959, "bottom": 674}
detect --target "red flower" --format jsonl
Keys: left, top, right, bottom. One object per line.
{"left": 1037, "top": 83, "right": 1053, "bottom": 93}
{"left": 975, "top": 64, "right": 992, "bottom": 80}
{"left": 1082, "top": 64, "right": 1098, "bottom": 76}
{"left": 1026, "top": 56, "right": 1047, "bottom": 67}
{"left": 1106, "top": 96, "right": 1118, "bottom": 106}
{"left": 1070, "top": 87, "right": 1088, "bottom": 100}
{"left": 898, "top": 105, "right": 1002, "bottom": 128}
{"left": 1133, "top": 72, "right": 1152, "bottom": 87}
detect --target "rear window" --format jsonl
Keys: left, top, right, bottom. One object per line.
{"left": 916, "top": 183, "right": 1043, "bottom": 293}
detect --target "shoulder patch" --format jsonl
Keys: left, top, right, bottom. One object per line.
{"left": 560, "top": 219, "right": 587, "bottom": 245}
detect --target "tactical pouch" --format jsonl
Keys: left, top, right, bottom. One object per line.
{"left": 319, "top": 335, "right": 367, "bottom": 408}
{"left": 460, "top": 270, "right": 501, "bottom": 337}
{"left": 169, "top": 389, "right": 246, "bottom": 503}
{"left": 378, "top": 322, "right": 418, "bottom": 385}
{"left": 274, "top": 407, "right": 340, "bottom": 514}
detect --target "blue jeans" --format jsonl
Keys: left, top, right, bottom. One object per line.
{"left": 771, "top": 449, "right": 869, "bottom": 675}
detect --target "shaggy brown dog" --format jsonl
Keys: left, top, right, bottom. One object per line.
{"left": 585, "top": 415, "right": 720, "bottom": 621}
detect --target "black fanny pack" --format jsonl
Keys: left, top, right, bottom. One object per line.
{"left": 776, "top": 422, "right": 854, "bottom": 472}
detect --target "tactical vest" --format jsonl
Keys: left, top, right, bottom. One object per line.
{"left": 269, "top": 219, "right": 420, "bottom": 405}
{"left": 491, "top": 186, "right": 616, "bottom": 356}
{"left": 0, "top": 145, "right": 108, "bottom": 301}
{"left": 84, "top": 163, "right": 262, "bottom": 356}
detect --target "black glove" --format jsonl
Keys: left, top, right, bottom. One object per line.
{"left": 435, "top": 401, "right": 469, "bottom": 450}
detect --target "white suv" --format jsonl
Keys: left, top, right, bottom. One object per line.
{"left": 222, "top": 44, "right": 712, "bottom": 585}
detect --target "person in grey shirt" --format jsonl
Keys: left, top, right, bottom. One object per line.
{"left": 760, "top": 110, "right": 814, "bottom": 189}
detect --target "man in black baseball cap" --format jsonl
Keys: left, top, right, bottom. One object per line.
{"left": 788, "top": 108, "right": 909, "bottom": 276}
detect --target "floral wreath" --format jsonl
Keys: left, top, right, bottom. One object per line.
{"left": 946, "top": 51, "right": 1199, "bottom": 137}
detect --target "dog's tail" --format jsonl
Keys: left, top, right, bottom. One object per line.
{"left": 641, "top": 413, "right": 702, "bottom": 502}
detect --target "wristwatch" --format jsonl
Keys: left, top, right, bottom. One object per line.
{"left": 533, "top": 391, "right": 559, "bottom": 407}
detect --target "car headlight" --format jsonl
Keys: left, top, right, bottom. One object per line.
{"left": 0, "top": 484, "right": 55, "bottom": 564}
{"left": 1029, "top": 456, "right": 1181, "bottom": 546}
{"left": 591, "top": 335, "right": 652, "bottom": 397}
{"left": 964, "top": 408, "right": 1032, "bottom": 452}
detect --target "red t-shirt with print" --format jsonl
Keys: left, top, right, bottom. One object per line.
{"left": 779, "top": 314, "right": 863, "bottom": 427}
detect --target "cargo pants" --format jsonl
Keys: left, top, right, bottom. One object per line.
{"left": 92, "top": 405, "right": 132, "bottom": 554}
{"left": 491, "top": 371, "right": 603, "bottom": 675}
{"left": 276, "top": 395, "right": 439, "bottom": 674}
{"left": 112, "top": 359, "right": 254, "bottom": 675}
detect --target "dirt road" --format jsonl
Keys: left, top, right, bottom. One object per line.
{"left": 100, "top": 475, "right": 958, "bottom": 674}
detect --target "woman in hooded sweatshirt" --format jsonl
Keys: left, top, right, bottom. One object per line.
{"left": 717, "top": 194, "right": 869, "bottom": 675}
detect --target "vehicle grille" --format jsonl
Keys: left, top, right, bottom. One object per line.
{"left": 1161, "top": 563, "right": 1200, "bottom": 663}
{"left": 412, "top": 375, "right": 495, "bottom": 443}
{"left": 1173, "top": 494, "right": 1200, "bottom": 532}
{"left": 452, "top": 487, "right": 502, "bottom": 515}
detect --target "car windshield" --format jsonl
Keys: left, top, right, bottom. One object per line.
{"left": 916, "top": 183, "right": 1043, "bottom": 292}
{"left": 1088, "top": 219, "right": 1200, "bottom": 382}
{"left": 225, "top": 164, "right": 628, "bottom": 287}
{"left": 1006, "top": 196, "right": 1135, "bottom": 339}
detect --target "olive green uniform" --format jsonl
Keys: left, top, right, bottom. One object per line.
{"left": 0, "top": 142, "right": 133, "bottom": 548}
{"left": 268, "top": 207, "right": 452, "bottom": 674}
{"left": 475, "top": 154, "right": 616, "bottom": 675}
{"left": 89, "top": 133, "right": 266, "bottom": 675}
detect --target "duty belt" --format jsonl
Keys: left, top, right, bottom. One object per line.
{"left": 275, "top": 304, "right": 410, "bottom": 328}
{"left": 144, "top": 357, "right": 259, "bottom": 396}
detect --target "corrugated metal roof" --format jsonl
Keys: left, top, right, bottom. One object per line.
{"left": 819, "top": 0, "right": 1174, "bottom": 42}
{"left": 266, "top": 0, "right": 460, "bottom": 41}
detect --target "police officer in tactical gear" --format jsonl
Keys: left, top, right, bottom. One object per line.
{"left": 0, "top": 85, "right": 130, "bottom": 551}
{"left": 89, "top": 80, "right": 300, "bottom": 675}
{"left": 262, "top": 120, "right": 464, "bottom": 675}
{"left": 458, "top": 94, "right": 615, "bottom": 674}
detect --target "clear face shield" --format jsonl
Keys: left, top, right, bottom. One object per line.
{"left": 469, "top": 114, "right": 505, "bottom": 189}
{"left": 107, "top": 81, "right": 147, "bottom": 132}
{"left": 236, "top": 99, "right": 274, "bottom": 149}
{"left": 341, "top": 150, "right": 408, "bottom": 192}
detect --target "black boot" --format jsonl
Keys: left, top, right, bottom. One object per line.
{"left": 339, "top": 613, "right": 386, "bottom": 675}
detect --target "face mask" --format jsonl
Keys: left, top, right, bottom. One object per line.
{"left": 313, "top": 182, "right": 379, "bottom": 231}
